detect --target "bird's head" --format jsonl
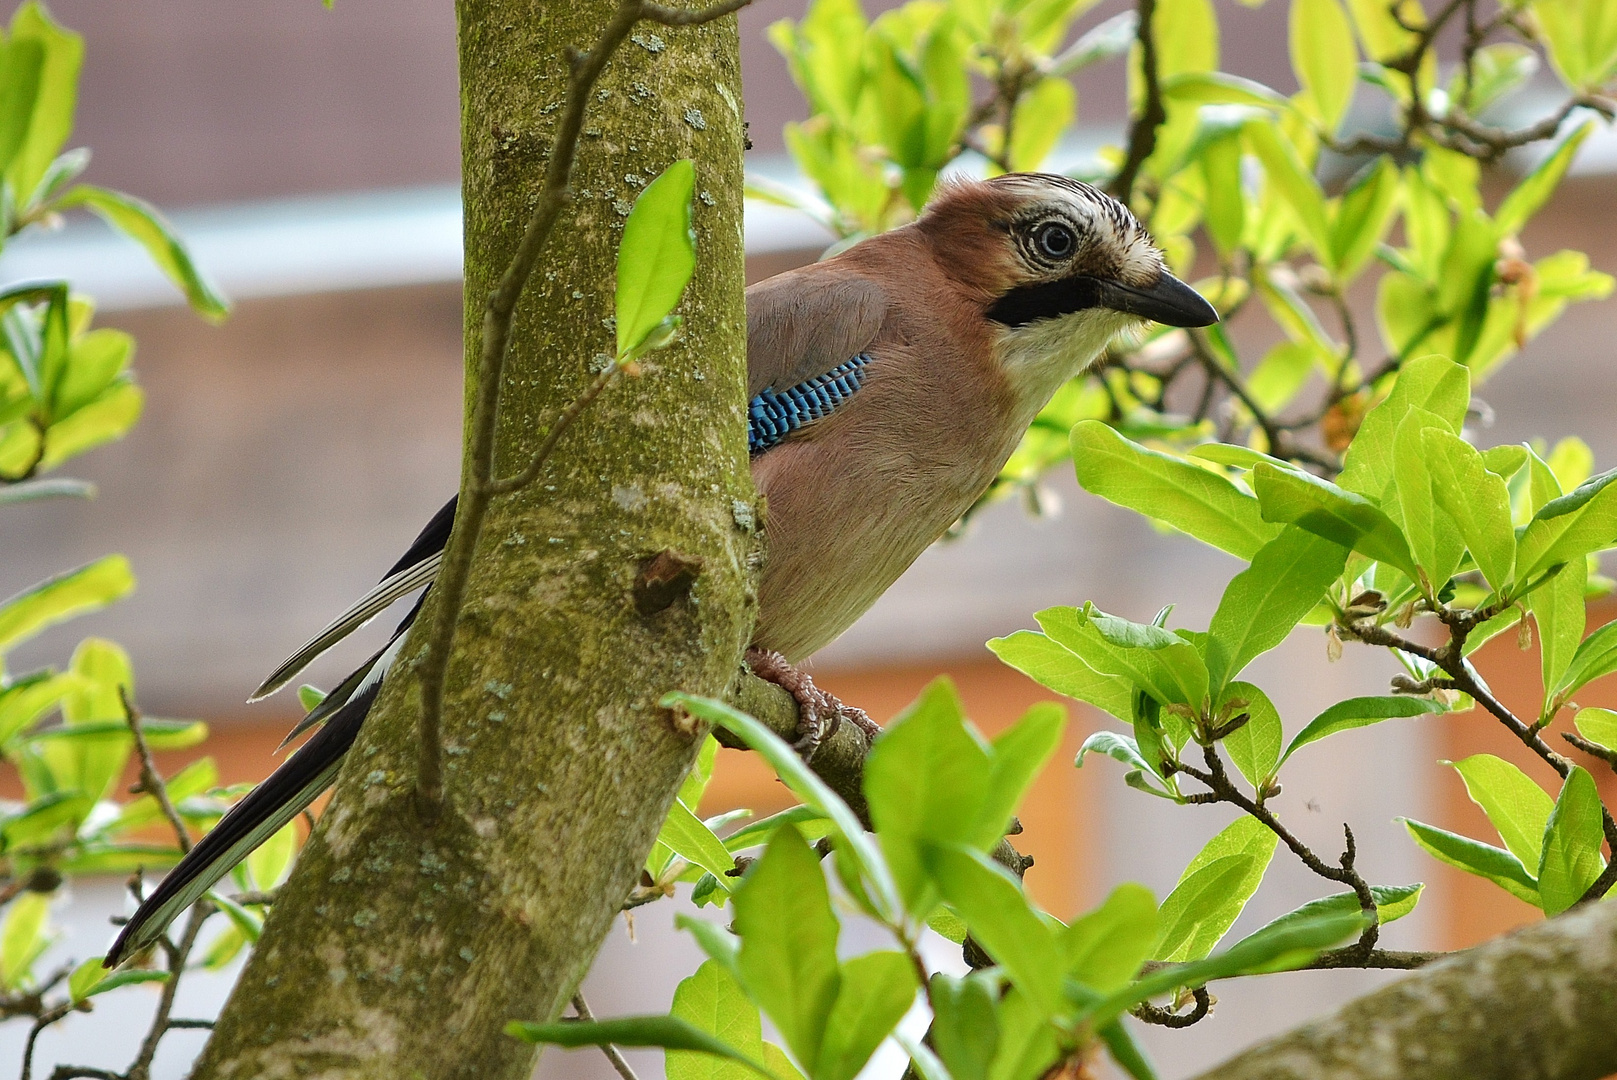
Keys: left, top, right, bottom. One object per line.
{"left": 915, "top": 173, "right": 1218, "bottom": 402}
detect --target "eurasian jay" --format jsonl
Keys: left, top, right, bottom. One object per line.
{"left": 106, "top": 172, "right": 1217, "bottom": 965}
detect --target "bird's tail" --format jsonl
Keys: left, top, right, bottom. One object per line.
{"left": 103, "top": 679, "right": 379, "bottom": 967}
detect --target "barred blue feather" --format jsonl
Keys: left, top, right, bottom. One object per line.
{"left": 748, "top": 353, "right": 872, "bottom": 455}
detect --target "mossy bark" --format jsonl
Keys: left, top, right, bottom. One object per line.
{"left": 189, "top": 3, "right": 754, "bottom": 1076}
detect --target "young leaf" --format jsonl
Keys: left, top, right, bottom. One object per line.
{"left": 1061, "top": 883, "right": 1159, "bottom": 994}
{"left": 1205, "top": 525, "right": 1348, "bottom": 690}
{"left": 930, "top": 972, "right": 999, "bottom": 1080}
{"left": 0, "top": 38, "right": 44, "bottom": 178}
{"left": 68, "top": 959, "right": 166, "bottom": 1003}
{"left": 1530, "top": 558, "right": 1586, "bottom": 710}
{"left": 1537, "top": 766, "right": 1607, "bottom": 916}
{"left": 1553, "top": 618, "right": 1617, "bottom": 703}
{"left": 1446, "top": 755, "right": 1553, "bottom": 872}
{"left": 1422, "top": 427, "right": 1516, "bottom": 589}
{"left": 1337, "top": 355, "right": 1469, "bottom": 498}
{"left": 987, "top": 631, "right": 1133, "bottom": 722}
{"left": 56, "top": 186, "right": 229, "bottom": 322}
{"left": 979, "top": 703, "right": 1065, "bottom": 846}
{"left": 669, "top": 960, "right": 764, "bottom": 1080}
{"left": 1074, "top": 730, "right": 1175, "bottom": 796}
{"left": 0, "top": 554, "right": 134, "bottom": 653}
{"left": 4, "top": 2, "right": 81, "bottom": 204}
{"left": 866, "top": 678, "right": 993, "bottom": 913}
{"left": 1516, "top": 467, "right": 1617, "bottom": 581}
{"left": 505, "top": 1016, "right": 769, "bottom": 1076}
{"left": 1251, "top": 463, "right": 1419, "bottom": 578}
{"left": 1574, "top": 707, "right": 1617, "bottom": 752}
{"left": 1244, "top": 120, "right": 1332, "bottom": 260}
{"left": 658, "top": 799, "right": 739, "bottom": 893}
{"left": 1290, "top": 0, "right": 1357, "bottom": 134}
{"left": 1496, "top": 121, "right": 1593, "bottom": 236}
{"left": 1153, "top": 817, "right": 1277, "bottom": 962}
{"left": 1237, "top": 882, "right": 1422, "bottom": 944}
{"left": 1390, "top": 408, "right": 1463, "bottom": 589}
{"left": 0, "top": 890, "right": 50, "bottom": 989}
{"left": 1035, "top": 607, "right": 1205, "bottom": 710}
{"left": 668, "top": 692, "right": 900, "bottom": 920}
{"left": 815, "top": 952, "right": 917, "bottom": 1080}
{"left": 732, "top": 826, "right": 841, "bottom": 1069}
{"left": 1280, "top": 696, "right": 1445, "bottom": 764}
{"left": 616, "top": 158, "right": 697, "bottom": 357}
{"left": 924, "top": 843, "right": 1065, "bottom": 1018}
{"left": 1099, "top": 1019, "right": 1159, "bottom": 1080}
{"left": 1219, "top": 681, "right": 1283, "bottom": 788}
{"left": 1070, "top": 421, "right": 1281, "bottom": 560}
{"left": 1329, "top": 157, "right": 1398, "bottom": 280}
{"left": 1400, "top": 818, "right": 1540, "bottom": 905}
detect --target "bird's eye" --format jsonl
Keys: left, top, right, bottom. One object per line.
{"left": 1033, "top": 221, "right": 1076, "bottom": 260}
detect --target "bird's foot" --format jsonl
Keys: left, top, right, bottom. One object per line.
{"left": 744, "top": 648, "right": 881, "bottom": 760}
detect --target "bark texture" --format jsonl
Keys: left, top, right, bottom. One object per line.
{"left": 189, "top": 4, "right": 753, "bottom": 1076}
{"left": 1193, "top": 900, "right": 1617, "bottom": 1080}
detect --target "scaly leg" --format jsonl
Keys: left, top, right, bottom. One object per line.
{"left": 744, "top": 648, "right": 881, "bottom": 759}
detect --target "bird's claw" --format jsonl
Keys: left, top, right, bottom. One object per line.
{"left": 744, "top": 648, "right": 879, "bottom": 761}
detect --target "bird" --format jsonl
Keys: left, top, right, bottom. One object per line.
{"left": 105, "top": 172, "right": 1216, "bottom": 966}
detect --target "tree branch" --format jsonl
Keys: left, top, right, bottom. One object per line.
{"left": 1107, "top": 0, "right": 1164, "bottom": 204}
{"left": 1190, "top": 900, "right": 1617, "bottom": 1080}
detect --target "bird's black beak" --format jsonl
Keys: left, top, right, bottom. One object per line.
{"left": 1094, "top": 273, "right": 1219, "bottom": 328}
{"left": 986, "top": 272, "right": 1220, "bottom": 328}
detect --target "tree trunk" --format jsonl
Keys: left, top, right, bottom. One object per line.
{"left": 1192, "top": 900, "right": 1617, "bottom": 1080}
{"left": 189, "top": 3, "right": 753, "bottom": 1075}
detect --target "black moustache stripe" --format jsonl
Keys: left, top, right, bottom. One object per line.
{"left": 987, "top": 276, "right": 1105, "bottom": 328}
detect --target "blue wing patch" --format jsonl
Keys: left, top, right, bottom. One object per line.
{"left": 748, "top": 353, "right": 873, "bottom": 455}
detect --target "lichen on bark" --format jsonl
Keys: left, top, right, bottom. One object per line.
{"left": 188, "top": 2, "right": 754, "bottom": 1076}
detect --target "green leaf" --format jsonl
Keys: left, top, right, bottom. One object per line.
{"left": 1075, "top": 730, "right": 1173, "bottom": 796}
{"left": 929, "top": 972, "right": 998, "bottom": 1080}
{"left": 1153, "top": 817, "right": 1277, "bottom": 961}
{"left": 677, "top": 913, "right": 742, "bottom": 979}
{"left": 669, "top": 960, "right": 764, "bottom": 1080}
{"left": 1537, "top": 766, "right": 1607, "bottom": 916}
{"left": 207, "top": 890, "right": 263, "bottom": 944}
{"left": 866, "top": 679, "right": 994, "bottom": 913}
{"left": 506, "top": 1016, "right": 770, "bottom": 1076}
{"left": 1482, "top": 443, "right": 1530, "bottom": 481}
{"left": 245, "top": 818, "right": 299, "bottom": 891}
{"left": 1035, "top": 607, "right": 1205, "bottom": 710}
{"left": 1061, "top": 882, "right": 1159, "bottom": 994}
{"left": 1517, "top": 467, "right": 1617, "bottom": 581}
{"left": 1497, "top": 122, "right": 1593, "bottom": 236}
{"left": 68, "top": 958, "right": 166, "bottom": 1002}
{"left": 1456, "top": 43, "right": 1537, "bottom": 112}
{"left": 1338, "top": 355, "right": 1470, "bottom": 498}
{"left": 723, "top": 806, "right": 830, "bottom": 853}
{"left": 732, "top": 826, "right": 841, "bottom": 1068}
{"left": 1199, "top": 131, "right": 1246, "bottom": 257}
{"left": 1070, "top": 421, "right": 1283, "bottom": 560}
{"left": 1446, "top": 754, "right": 1553, "bottom": 872}
{"left": 1423, "top": 428, "right": 1516, "bottom": 589}
{"left": 1206, "top": 526, "right": 1349, "bottom": 690}
{"left": 39, "top": 381, "right": 144, "bottom": 469}
{"left": 988, "top": 631, "right": 1133, "bottom": 722}
{"left": 1555, "top": 617, "right": 1617, "bottom": 704}
{"left": 1531, "top": 558, "right": 1586, "bottom": 711}
{"left": 1574, "top": 707, "right": 1617, "bottom": 752}
{"left": 1252, "top": 464, "right": 1418, "bottom": 578}
{"left": 1007, "top": 77, "right": 1074, "bottom": 173}
{"left": 100, "top": 756, "right": 217, "bottom": 837}
{"left": 979, "top": 702, "right": 1065, "bottom": 845}
{"left": 0, "top": 890, "right": 50, "bottom": 989}
{"left": 0, "top": 554, "right": 134, "bottom": 652}
{"left": 1329, "top": 157, "right": 1398, "bottom": 280}
{"left": 0, "top": 670, "right": 74, "bottom": 744}
{"left": 669, "top": 693, "right": 900, "bottom": 921}
{"left": 1085, "top": 910, "right": 1365, "bottom": 1027}
{"left": 1532, "top": 0, "right": 1617, "bottom": 90}
{"left": 297, "top": 684, "right": 326, "bottom": 713}
{"left": 1400, "top": 818, "right": 1540, "bottom": 905}
{"left": 925, "top": 843, "right": 1065, "bottom": 1018}
{"left": 4, "top": 3, "right": 80, "bottom": 204}
{"left": 1389, "top": 408, "right": 1463, "bottom": 592}
{"left": 815, "top": 952, "right": 917, "bottom": 1080}
{"left": 1161, "top": 71, "right": 1287, "bottom": 108}
{"left": 1219, "top": 681, "right": 1282, "bottom": 788}
{"left": 0, "top": 476, "right": 94, "bottom": 506}
{"left": 1290, "top": 0, "right": 1357, "bottom": 134}
{"left": 1099, "top": 1019, "right": 1158, "bottom": 1080}
{"left": 0, "top": 38, "right": 43, "bottom": 178}
{"left": 658, "top": 799, "right": 739, "bottom": 893}
{"left": 1238, "top": 883, "right": 1422, "bottom": 944}
{"left": 57, "top": 186, "right": 228, "bottom": 322}
{"left": 1, "top": 792, "right": 93, "bottom": 850}
{"left": 1281, "top": 696, "right": 1443, "bottom": 764}
{"left": 615, "top": 159, "right": 697, "bottom": 357}
{"left": 1245, "top": 120, "right": 1332, "bottom": 260}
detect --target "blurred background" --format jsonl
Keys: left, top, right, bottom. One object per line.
{"left": 1, "top": 0, "right": 1614, "bottom": 1076}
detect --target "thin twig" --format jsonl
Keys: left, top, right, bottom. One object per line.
{"left": 1107, "top": 0, "right": 1163, "bottom": 204}
{"left": 126, "top": 903, "right": 209, "bottom": 1080}
{"left": 572, "top": 992, "right": 641, "bottom": 1080}
{"left": 413, "top": 0, "right": 753, "bottom": 812}
{"left": 19, "top": 1003, "right": 73, "bottom": 1080}
{"left": 1133, "top": 986, "right": 1211, "bottom": 1027}
{"left": 119, "top": 687, "right": 190, "bottom": 855}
